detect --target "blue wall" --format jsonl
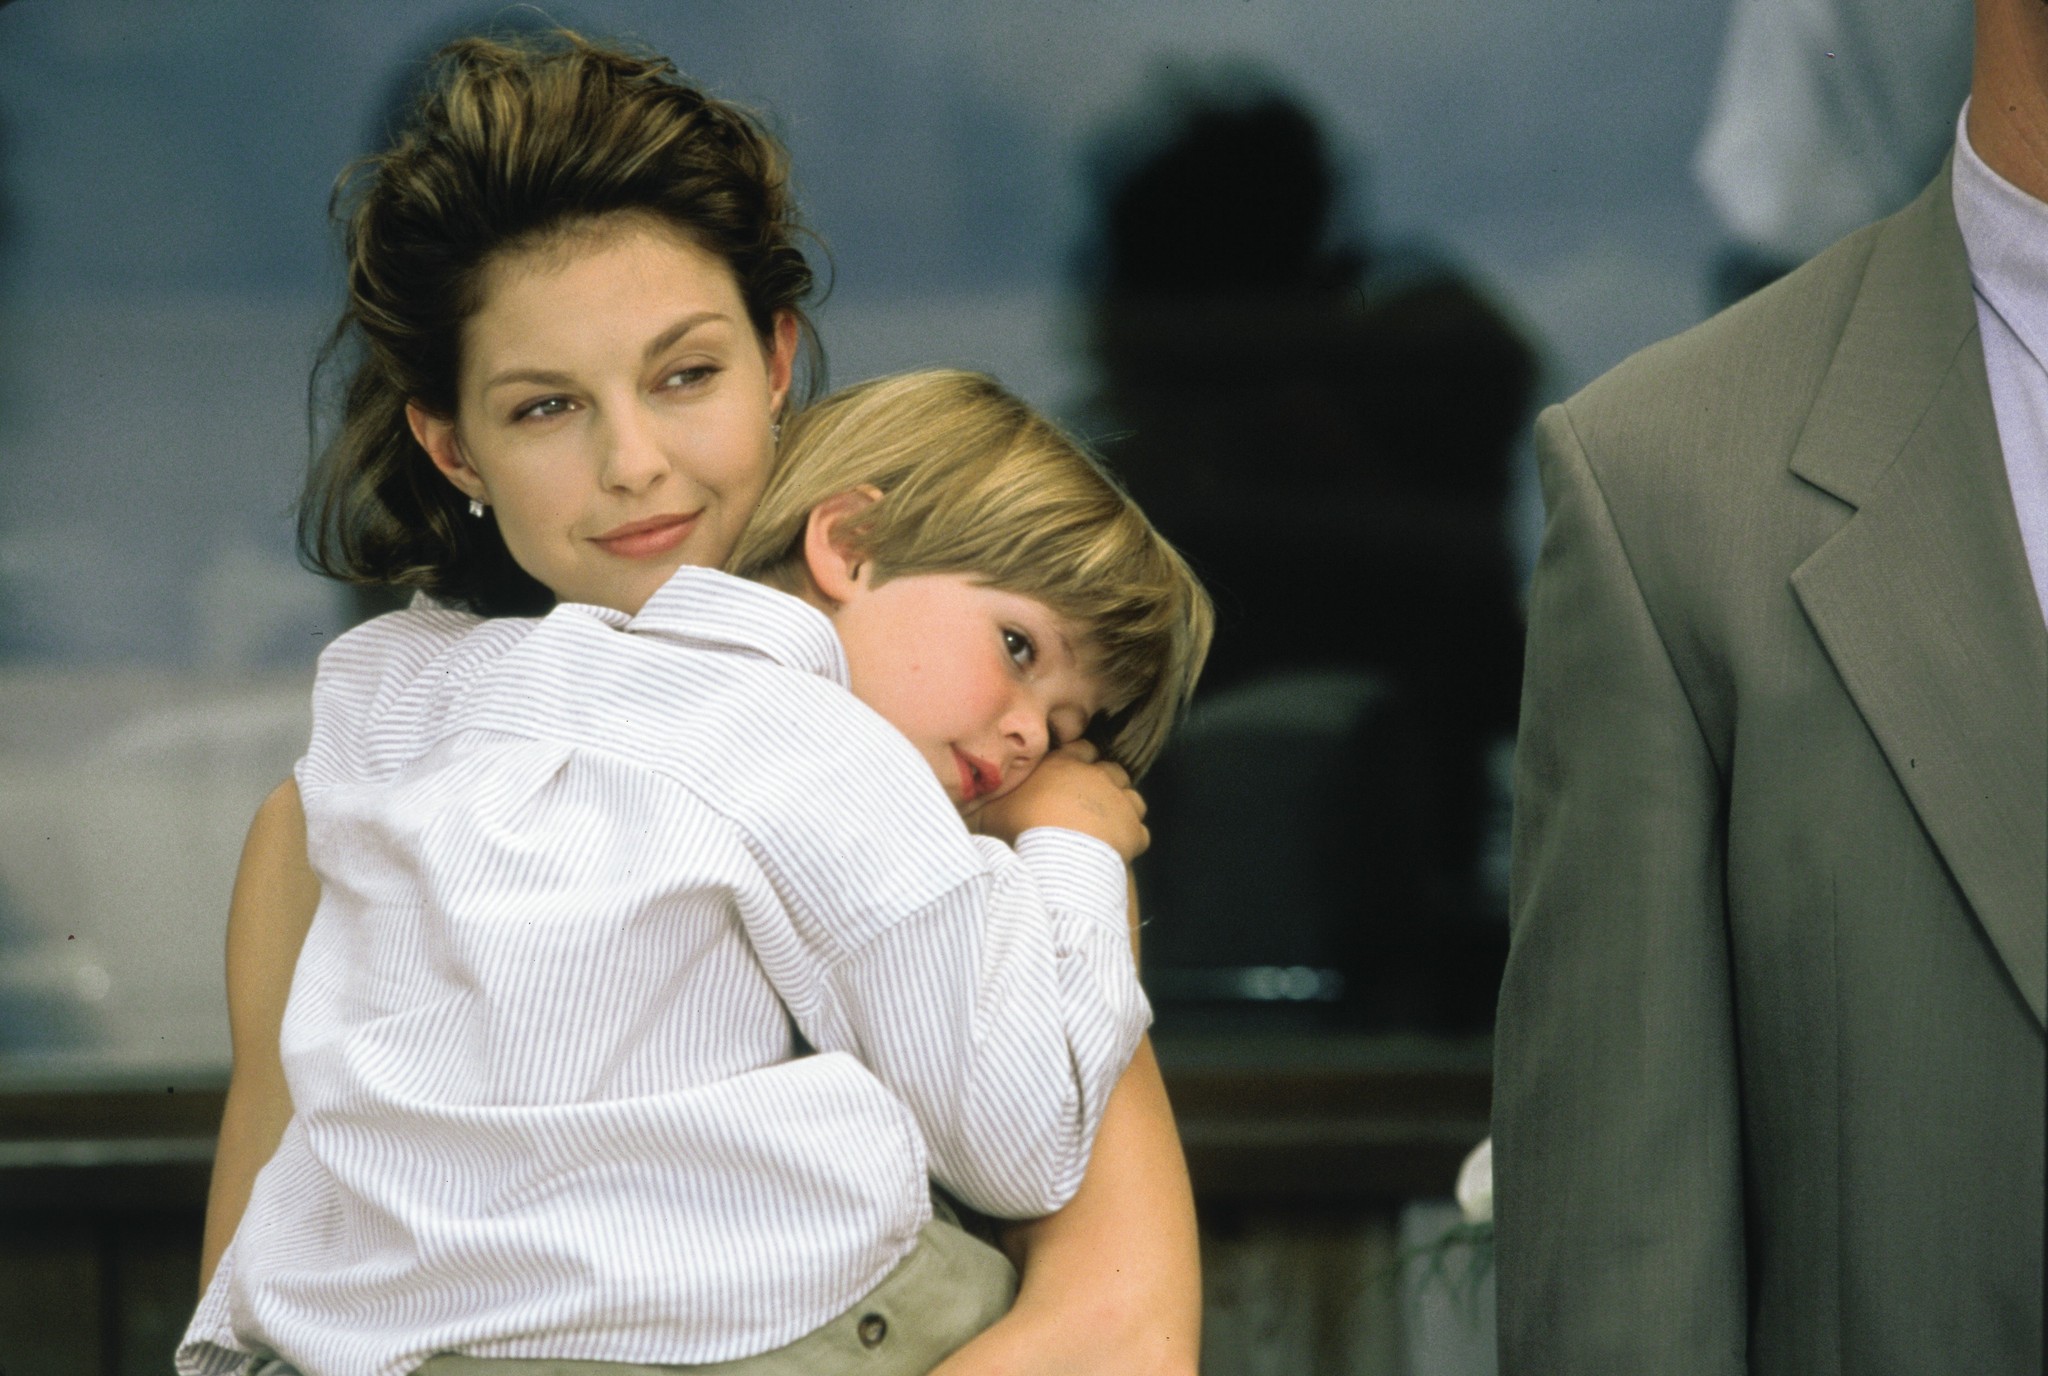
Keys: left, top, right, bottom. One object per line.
{"left": 0, "top": 0, "right": 1731, "bottom": 663}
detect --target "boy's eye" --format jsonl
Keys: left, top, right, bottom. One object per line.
{"left": 1003, "top": 628, "right": 1035, "bottom": 668}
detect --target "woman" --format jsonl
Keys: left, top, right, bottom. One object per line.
{"left": 198, "top": 30, "right": 1198, "bottom": 1376}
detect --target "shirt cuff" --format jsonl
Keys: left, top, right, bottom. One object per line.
{"left": 1012, "top": 827, "right": 1128, "bottom": 941}
{"left": 175, "top": 1243, "right": 247, "bottom": 1375}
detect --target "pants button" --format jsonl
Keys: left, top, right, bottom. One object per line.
{"left": 858, "top": 1313, "right": 888, "bottom": 1348}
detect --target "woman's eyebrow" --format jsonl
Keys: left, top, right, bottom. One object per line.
{"left": 481, "top": 365, "right": 576, "bottom": 393}
{"left": 642, "top": 310, "right": 732, "bottom": 362}
{"left": 479, "top": 312, "right": 734, "bottom": 393}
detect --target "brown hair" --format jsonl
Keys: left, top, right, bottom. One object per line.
{"left": 728, "top": 370, "right": 1212, "bottom": 776}
{"left": 300, "top": 29, "right": 818, "bottom": 615}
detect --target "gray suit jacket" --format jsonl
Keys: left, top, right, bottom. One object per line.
{"left": 1494, "top": 167, "right": 2046, "bottom": 1375}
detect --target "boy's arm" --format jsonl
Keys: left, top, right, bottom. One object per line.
{"left": 758, "top": 710, "right": 1148, "bottom": 1216}
{"left": 817, "top": 823, "right": 1147, "bottom": 1217}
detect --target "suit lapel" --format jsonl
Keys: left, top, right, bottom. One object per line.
{"left": 1790, "top": 167, "right": 2048, "bottom": 1029}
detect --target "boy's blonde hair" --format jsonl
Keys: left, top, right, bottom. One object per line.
{"left": 727, "top": 370, "right": 1212, "bottom": 776}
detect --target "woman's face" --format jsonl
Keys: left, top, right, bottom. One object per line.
{"left": 410, "top": 214, "right": 797, "bottom": 615}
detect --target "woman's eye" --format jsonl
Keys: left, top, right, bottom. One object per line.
{"left": 1002, "top": 628, "right": 1035, "bottom": 668}
{"left": 660, "top": 364, "right": 719, "bottom": 391}
{"left": 513, "top": 396, "right": 573, "bottom": 423}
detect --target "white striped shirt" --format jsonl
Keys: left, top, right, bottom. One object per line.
{"left": 177, "top": 567, "right": 1148, "bottom": 1376}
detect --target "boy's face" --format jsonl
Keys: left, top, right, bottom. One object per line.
{"left": 829, "top": 570, "right": 1107, "bottom": 817}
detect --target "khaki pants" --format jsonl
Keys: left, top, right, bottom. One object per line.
{"left": 407, "top": 1218, "right": 1017, "bottom": 1376}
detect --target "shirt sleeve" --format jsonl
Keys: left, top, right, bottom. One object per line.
{"left": 173, "top": 1237, "right": 249, "bottom": 1375}
{"left": 807, "top": 826, "right": 1149, "bottom": 1220}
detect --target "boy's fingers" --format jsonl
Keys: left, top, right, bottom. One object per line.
{"left": 1058, "top": 740, "right": 1100, "bottom": 764}
{"left": 1126, "top": 788, "right": 1148, "bottom": 822}
{"left": 1093, "top": 760, "right": 1131, "bottom": 789}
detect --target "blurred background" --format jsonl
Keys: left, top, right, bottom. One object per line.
{"left": 0, "top": 0, "right": 1969, "bottom": 1371}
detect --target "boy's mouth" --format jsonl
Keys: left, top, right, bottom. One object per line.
{"left": 953, "top": 748, "right": 1001, "bottom": 803}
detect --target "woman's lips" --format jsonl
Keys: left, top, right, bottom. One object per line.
{"left": 954, "top": 749, "right": 1001, "bottom": 803}
{"left": 591, "top": 513, "right": 698, "bottom": 560}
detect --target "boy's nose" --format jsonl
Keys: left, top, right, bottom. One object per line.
{"left": 1002, "top": 706, "right": 1049, "bottom": 761}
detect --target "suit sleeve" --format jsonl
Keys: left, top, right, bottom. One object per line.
{"left": 1493, "top": 404, "right": 1748, "bottom": 1374}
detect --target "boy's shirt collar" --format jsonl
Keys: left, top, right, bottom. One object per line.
{"left": 574, "top": 563, "right": 850, "bottom": 687}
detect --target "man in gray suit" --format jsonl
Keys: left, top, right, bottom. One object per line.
{"left": 1493, "top": 1, "right": 2046, "bottom": 1371}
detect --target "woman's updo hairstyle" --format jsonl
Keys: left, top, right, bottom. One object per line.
{"left": 302, "top": 29, "right": 818, "bottom": 615}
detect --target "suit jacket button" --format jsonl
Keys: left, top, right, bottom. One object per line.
{"left": 858, "top": 1314, "right": 888, "bottom": 1348}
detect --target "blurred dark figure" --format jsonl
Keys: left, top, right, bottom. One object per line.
{"left": 1081, "top": 74, "right": 1537, "bottom": 1033}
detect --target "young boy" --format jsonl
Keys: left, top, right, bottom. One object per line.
{"left": 180, "top": 370, "right": 1211, "bottom": 1376}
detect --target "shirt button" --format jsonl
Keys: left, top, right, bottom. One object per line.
{"left": 858, "top": 1314, "right": 888, "bottom": 1348}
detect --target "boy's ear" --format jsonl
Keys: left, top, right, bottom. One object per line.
{"left": 802, "top": 485, "right": 885, "bottom": 605}
{"left": 407, "top": 401, "right": 487, "bottom": 503}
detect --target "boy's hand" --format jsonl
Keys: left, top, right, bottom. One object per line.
{"left": 973, "top": 742, "right": 1150, "bottom": 861}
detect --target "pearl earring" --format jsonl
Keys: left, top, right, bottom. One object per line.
{"left": 772, "top": 420, "right": 783, "bottom": 444}
{"left": 468, "top": 498, "right": 485, "bottom": 518}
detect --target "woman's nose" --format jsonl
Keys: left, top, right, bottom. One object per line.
{"left": 598, "top": 410, "right": 668, "bottom": 494}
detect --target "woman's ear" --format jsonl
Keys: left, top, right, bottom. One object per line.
{"left": 407, "top": 402, "right": 487, "bottom": 502}
{"left": 801, "top": 485, "right": 885, "bottom": 605}
{"left": 766, "top": 311, "right": 800, "bottom": 420}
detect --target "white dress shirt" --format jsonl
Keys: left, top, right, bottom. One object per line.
{"left": 1954, "top": 105, "right": 2048, "bottom": 621}
{"left": 177, "top": 566, "right": 1148, "bottom": 1376}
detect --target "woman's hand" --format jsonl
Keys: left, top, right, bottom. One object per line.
{"left": 973, "top": 742, "right": 1150, "bottom": 862}
{"left": 199, "top": 778, "right": 321, "bottom": 1291}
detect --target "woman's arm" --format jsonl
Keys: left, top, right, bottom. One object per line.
{"left": 199, "top": 778, "right": 321, "bottom": 1291}
{"left": 933, "top": 878, "right": 1202, "bottom": 1376}
{"left": 932, "top": 1037, "right": 1201, "bottom": 1376}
